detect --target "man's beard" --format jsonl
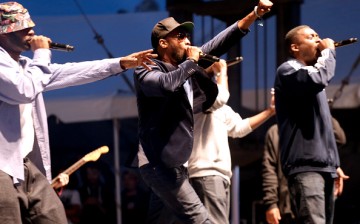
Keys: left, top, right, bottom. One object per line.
{"left": 172, "top": 50, "right": 186, "bottom": 64}
{"left": 310, "top": 49, "right": 321, "bottom": 64}
{"left": 24, "top": 41, "right": 31, "bottom": 51}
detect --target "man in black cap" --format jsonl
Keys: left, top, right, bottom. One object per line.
{"left": 133, "top": 0, "right": 273, "bottom": 223}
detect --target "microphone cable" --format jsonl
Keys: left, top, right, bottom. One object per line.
{"left": 330, "top": 52, "right": 360, "bottom": 108}
{"left": 72, "top": 0, "right": 135, "bottom": 93}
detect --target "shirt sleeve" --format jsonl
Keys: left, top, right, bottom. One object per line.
{"left": 208, "top": 84, "right": 230, "bottom": 112}
{"left": 223, "top": 105, "right": 252, "bottom": 138}
{"left": 0, "top": 49, "right": 52, "bottom": 104}
{"left": 134, "top": 60, "right": 201, "bottom": 97}
{"left": 262, "top": 125, "right": 280, "bottom": 210}
{"left": 277, "top": 49, "right": 336, "bottom": 97}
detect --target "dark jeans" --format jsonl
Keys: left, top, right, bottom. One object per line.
{"left": 288, "top": 172, "right": 335, "bottom": 224}
{"left": 0, "top": 158, "right": 67, "bottom": 224}
{"left": 139, "top": 164, "right": 211, "bottom": 224}
{"left": 191, "top": 175, "right": 230, "bottom": 224}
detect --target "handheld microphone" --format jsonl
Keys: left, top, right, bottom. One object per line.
{"left": 226, "top": 56, "right": 243, "bottom": 67}
{"left": 199, "top": 52, "right": 220, "bottom": 62}
{"left": 50, "top": 42, "right": 75, "bottom": 52}
{"left": 334, "top": 38, "right": 357, "bottom": 47}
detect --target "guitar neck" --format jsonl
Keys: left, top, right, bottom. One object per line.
{"left": 51, "top": 146, "right": 109, "bottom": 189}
{"left": 51, "top": 158, "right": 86, "bottom": 188}
{"left": 62, "top": 158, "right": 86, "bottom": 176}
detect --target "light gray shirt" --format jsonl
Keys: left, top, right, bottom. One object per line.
{"left": 188, "top": 85, "right": 252, "bottom": 184}
{"left": 0, "top": 47, "right": 124, "bottom": 183}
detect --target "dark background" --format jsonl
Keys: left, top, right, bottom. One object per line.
{"left": 48, "top": 107, "right": 360, "bottom": 224}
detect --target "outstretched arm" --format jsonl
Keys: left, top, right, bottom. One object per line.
{"left": 237, "top": 0, "right": 273, "bottom": 30}
{"left": 248, "top": 91, "right": 275, "bottom": 129}
{"left": 120, "top": 49, "right": 157, "bottom": 71}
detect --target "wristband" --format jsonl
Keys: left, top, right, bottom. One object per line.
{"left": 254, "top": 6, "right": 261, "bottom": 18}
{"left": 254, "top": 6, "right": 264, "bottom": 26}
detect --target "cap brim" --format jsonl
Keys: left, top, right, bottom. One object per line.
{"left": 177, "top": 21, "right": 194, "bottom": 33}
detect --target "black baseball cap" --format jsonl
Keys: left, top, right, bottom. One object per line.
{"left": 151, "top": 17, "right": 194, "bottom": 49}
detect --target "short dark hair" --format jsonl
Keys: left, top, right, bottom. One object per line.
{"left": 285, "top": 25, "right": 310, "bottom": 56}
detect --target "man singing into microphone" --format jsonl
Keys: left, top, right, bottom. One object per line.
{"left": 0, "top": 2, "right": 157, "bottom": 223}
{"left": 133, "top": 0, "right": 273, "bottom": 223}
{"left": 273, "top": 25, "right": 349, "bottom": 224}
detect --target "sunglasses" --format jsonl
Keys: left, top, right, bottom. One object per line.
{"left": 176, "top": 32, "right": 191, "bottom": 40}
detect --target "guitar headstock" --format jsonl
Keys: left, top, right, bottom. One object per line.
{"left": 83, "top": 146, "right": 109, "bottom": 162}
